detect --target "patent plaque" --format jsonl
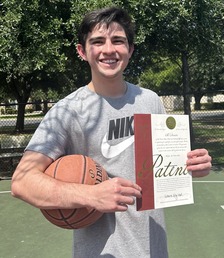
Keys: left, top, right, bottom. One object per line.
{"left": 134, "top": 114, "right": 194, "bottom": 211}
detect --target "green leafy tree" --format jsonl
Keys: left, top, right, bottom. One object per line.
{"left": 190, "top": 53, "right": 224, "bottom": 110}
{"left": 148, "top": 0, "right": 224, "bottom": 114}
{"left": 140, "top": 58, "right": 182, "bottom": 95}
{"left": 0, "top": 0, "right": 70, "bottom": 132}
{"left": 130, "top": 0, "right": 224, "bottom": 141}
{"left": 1, "top": 0, "right": 223, "bottom": 136}
{"left": 0, "top": 0, "right": 125, "bottom": 132}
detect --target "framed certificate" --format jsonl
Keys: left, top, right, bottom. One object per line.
{"left": 134, "top": 114, "right": 194, "bottom": 211}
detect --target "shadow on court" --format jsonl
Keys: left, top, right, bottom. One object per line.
{"left": 1, "top": 169, "right": 224, "bottom": 258}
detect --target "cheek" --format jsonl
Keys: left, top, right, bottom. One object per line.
{"left": 87, "top": 46, "right": 100, "bottom": 58}
{"left": 117, "top": 45, "right": 133, "bottom": 57}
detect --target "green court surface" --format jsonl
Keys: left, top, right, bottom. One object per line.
{"left": 165, "top": 169, "right": 224, "bottom": 258}
{"left": 1, "top": 169, "right": 224, "bottom": 258}
{"left": 0, "top": 181, "right": 72, "bottom": 258}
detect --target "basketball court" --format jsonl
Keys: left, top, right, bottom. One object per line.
{"left": 1, "top": 168, "right": 224, "bottom": 258}
{"left": 0, "top": 180, "right": 72, "bottom": 258}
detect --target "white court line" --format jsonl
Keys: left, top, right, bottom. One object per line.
{"left": 0, "top": 191, "right": 11, "bottom": 194}
{"left": 193, "top": 181, "right": 224, "bottom": 183}
{"left": 1, "top": 182, "right": 223, "bottom": 193}
{"left": 194, "top": 183, "right": 224, "bottom": 211}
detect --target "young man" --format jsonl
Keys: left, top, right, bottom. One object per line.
{"left": 12, "top": 7, "right": 212, "bottom": 258}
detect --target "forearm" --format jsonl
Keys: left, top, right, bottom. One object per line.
{"left": 11, "top": 152, "right": 92, "bottom": 209}
{"left": 13, "top": 173, "right": 88, "bottom": 209}
{"left": 11, "top": 151, "right": 142, "bottom": 213}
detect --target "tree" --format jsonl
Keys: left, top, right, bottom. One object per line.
{"left": 190, "top": 53, "right": 224, "bottom": 110}
{"left": 134, "top": 0, "right": 224, "bottom": 141}
{"left": 1, "top": 0, "right": 223, "bottom": 135}
{"left": 140, "top": 58, "right": 182, "bottom": 95}
{"left": 0, "top": 0, "right": 125, "bottom": 131}
{"left": 0, "top": 0, "right": 70, "bottom": 132}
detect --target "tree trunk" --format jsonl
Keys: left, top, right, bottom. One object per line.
{"left": 15, "top": 102, "right": 26, "bottom": 133}
{"left": 11, "top": 78, "right": 32, "bottom": 133}
{"left": 43, "top": 100, "right": 48, "bottom": 114}
{"left": 181, "top": 51, "right": 195, "bottom": 145}
{"left": 194, "top": 93, "right": 203, "bottom": 110}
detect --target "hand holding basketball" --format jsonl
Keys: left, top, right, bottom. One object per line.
{"left": 89, "top": 177, "right": 142, "bottom": 212}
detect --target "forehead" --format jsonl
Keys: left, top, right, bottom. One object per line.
{"left": 87, "top": 22, "right": 127, "bottom": 39}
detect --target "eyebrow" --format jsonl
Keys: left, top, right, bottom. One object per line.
{"left": 88, "top": 36, "right": 104, "bottom": 43}
{"left": 88, "top": 36, "right": 127, "bottom": 43}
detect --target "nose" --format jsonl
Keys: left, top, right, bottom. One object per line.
{"left": 102, "top": 40, "right": 116, "bottom": 55}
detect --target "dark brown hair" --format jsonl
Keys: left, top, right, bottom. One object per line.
{"left": 78, "top": 7, "right": 135, "bottom": 48}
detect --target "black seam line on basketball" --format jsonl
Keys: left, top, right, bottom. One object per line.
{"left": 44, "top": 209, "right": 78, "bottom": 221}
{"left": 58, "top": 209, "right": 75, "bottom": 229}
{"left": 81, "top": 155, "right": 87, "bottom": 184}
{"left": 70, "top": 209, "right": 96, "bottom": 226}
{"left": 53, "top": 157, "right": 63, "bottom": 178}
{"left": 44, "top": 209, "right": 78, "bottom": 229}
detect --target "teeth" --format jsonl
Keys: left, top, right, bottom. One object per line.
{"left": 102, "top": 60, "right": 116, "bottom": 64}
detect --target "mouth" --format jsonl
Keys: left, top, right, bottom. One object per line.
{"left": 100, "top": 59, "right": 118, "bottom": 64}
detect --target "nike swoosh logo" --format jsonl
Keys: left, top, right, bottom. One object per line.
{"left": 101, "top": 134, "right": 134, "bottom": 159}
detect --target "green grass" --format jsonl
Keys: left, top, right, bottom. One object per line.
{"left": 193, "top": 120, "right": 224, "bottom": 164}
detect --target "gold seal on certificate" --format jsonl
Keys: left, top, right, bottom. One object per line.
{"left": 134, "top": 114, "right": 194, "bottom": 211}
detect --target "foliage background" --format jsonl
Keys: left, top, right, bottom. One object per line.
{"left": 0, "top": 0, "right": 223, "bottom": 132}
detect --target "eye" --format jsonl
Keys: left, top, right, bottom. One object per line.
{"left": 113, "top": 37, "right": 127, "bottom": 45}
{"left": 90, "top": 38, "right": 104, "bottom": 46}
{"left": 92, "top": 40, "right": 103, "bottom": 45}
{"left": 114, "top": 40, "right": 124, "bottom": 44}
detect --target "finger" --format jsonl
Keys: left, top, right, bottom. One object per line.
{"left": 187, "top": 162, "right": 212, "bottom": 172}
{"left": 116, "top": 177, "right": 142, "bottom": 192}
{"left": 117, "top": 203, "right": 128, "bottom": 211}
{"left": 191, "top": 169, "right": 210, "bottom": 178}
{"left": 116, "top": 197, "right": 135, "bottom": 211}
{"left": 187, "top": 148, "right": 212, "bottom": 166}
{"left": 131, "top": 182, "right": 142, "bottom": 192}
{"left": 187, "top": 155, "right": 212, "bottom": 167}
{"left": 113, "top": 181, "right": 142, "bottom": 198}
{"left": 187, "top": 148, "right": 208, "bottom": 158}
{"left": 119, "top": 196, "right": 135, "bottom": 206}
{"left": 120, "top": 187, "right": 142, "bottom": 198}
{"left": 112, "top": 178, "right": 142, "bottom": 197}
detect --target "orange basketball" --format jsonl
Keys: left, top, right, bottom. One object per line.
{"left": 40, "top": 155, "right": 108, "bottom": 229}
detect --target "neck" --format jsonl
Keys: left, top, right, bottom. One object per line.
{"left": 88, "top": 77, "right": 127, "bottom": 98}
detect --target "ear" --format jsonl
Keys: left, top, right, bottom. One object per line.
{"left": 128, "top": 44, "right": 134, "bottom": 58}
{"left": 76, "top": 44, "right": 88, "bottom": 61}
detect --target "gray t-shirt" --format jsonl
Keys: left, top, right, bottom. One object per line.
{"left": 26, "top": 82, "right": 168, "bottom": 258}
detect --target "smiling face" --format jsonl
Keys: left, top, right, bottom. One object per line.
{"left": 77, "top": 22, "right": 134, "bottom": 82}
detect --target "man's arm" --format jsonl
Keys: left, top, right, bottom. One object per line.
{"left": 11, "top": 151, "right": 142, "bottom": 212}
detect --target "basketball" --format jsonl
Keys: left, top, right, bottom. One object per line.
{"left": 40, "top": 155, "right": 108, "bottom": 229}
